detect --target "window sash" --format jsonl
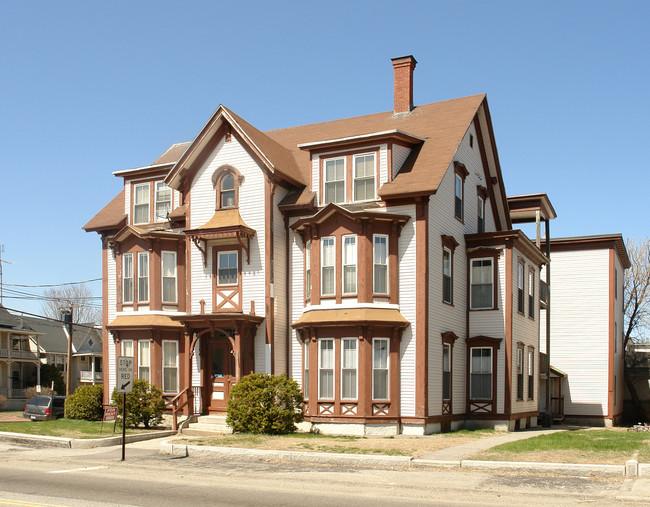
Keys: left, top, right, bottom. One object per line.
{"left": 138, "top": 252, "right": 149, "bottom": 303}
{"left": 528, "top": 270, "right": 535, "bottom": 318}
{"left": 324, "top": 158, "right": 345, "bottom": 204}
{"left": 517, "top": 349, "right": 524, "bottom": 399}
{"left": 321, "top": 237, "right": 335, "bottom": 296}
{"left": 318, "top": 339, "right": 334, "bottom": 399}
{"left": 528, "top": 351, "right": 534, "bottom": 399}
{"left": 455, "top": 174, "right": 463, "bottom": 220}
{"left": 518, "top": 264, "right": 525, "bottom": 314}
{"left": 220, "top": 173, "right": 236, "bottom": 208}
{"left": 303, "top": 343, "right": 309, "bottom": 399}
{"left": 373, "top": 235, "right": 388, "bottom": 295}
{"left": 121, "top": 340, "right": 133, "bottom": 357}
{"left": 353, "top": 154, "right": 375, "bottom": 201}
{"left": 342, "top": 235, "right": 357, "bottom": 294}
{"left": 443, "top": 248, "right": 452, "bottom": 304}
{"left": 138, "top": 340, "right": 150, "bottom": 382}
{"left": 443, "top": 344, "right": 451, "bottom": 401}
{"left": 217, "top": 251, "right": 238, "bottom": 286}
{"left": 162, "top": 340, "right": 178, "bottom": 393}
{"left": 470, "top": 347, "right": 492, "bottom": 400}
{"left": 155, "top": 181, "right": 172, "bottom": 221}
{"left": 372, "top": 338, "right": 389, "bottom": 400}
{"left": 341, "top": 338, "right": 357, "bottom": 399}
{"left": 470, "top": 259, "right": 493, "bottom": 309}
{"left": 161, "top": 251, "right": 177, "bottom": 303}
{"left": 123, "top": 254, "right": 133, "bottom": 304}
{"left": 305, "top": 241, "right": 311, "bottom": 298}
{"left": 477, "top": 196, "right": 485, "bottom": 233}
{"left": 133, "top": 183, "right": 150, "bottom": 224}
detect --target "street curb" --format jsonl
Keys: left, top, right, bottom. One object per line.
{"left": 160, "top": 441, "right": 642, "bottom": 477}
{"left": 0, "top": 430, "right": 177, "bottom": 449}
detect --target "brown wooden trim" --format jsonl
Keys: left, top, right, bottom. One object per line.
{"left": 504, "top": 244, "right": 513, "bottom": 414}
{"left": 467, "top": 410, "right": 539, "bottom": 421}
{"left": 466, "top": 336, "right": 502, "bottom": 414}
{"left": 415, "top": 197, "right": 429, "bottom": 418}
{"left": 318, "top": 148, "right": 381, "bottom": 206}
{"left": 212, "top": 164, "right": 243, "bottom": 210}
{"left": 467, "top": 248, "right": 500, "bottom": 311}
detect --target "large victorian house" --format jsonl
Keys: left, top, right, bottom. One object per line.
{"left": 85, "top": 56, "right": 548, "bottom": 434}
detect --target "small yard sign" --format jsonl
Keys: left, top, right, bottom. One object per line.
{"left": 116, "top": 356, "right": 134, "bottom": 393}
{"left": 103, "top": 406, "right": 118, "bottom": 422}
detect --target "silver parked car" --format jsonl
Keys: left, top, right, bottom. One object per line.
{"left": 23, "top": 395, "right": 66, "bottom": 421}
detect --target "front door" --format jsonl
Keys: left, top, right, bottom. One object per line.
{"left": 208, "top": 340, "right": 235, "bottom": 411}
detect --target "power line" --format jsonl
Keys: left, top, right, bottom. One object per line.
{"left": 2, "top": 278, "right": 101, "bottom": 288}
{"left": 1, "top": 306, "right": 100, "bottom": 330}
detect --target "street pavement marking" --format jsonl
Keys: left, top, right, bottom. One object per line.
{"left": 48, "top": 466, "right": 107, "bottom": 474}
{"left": 0, "top": 500, "right": 66, "bottom": 507}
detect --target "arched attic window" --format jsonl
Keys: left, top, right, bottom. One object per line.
{"left": 212, "top": 165, "right": 243, "bottom": 209}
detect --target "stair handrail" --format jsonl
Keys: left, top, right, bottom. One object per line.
{"left": 166, "top": 387, "right": 194, "bottom": 431}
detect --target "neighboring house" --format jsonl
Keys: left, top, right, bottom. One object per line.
{"left": 22, "top": 316, "right": 103, "bottom": 393}
{"left": 0, "top": 305, "right": 41, "bottom": 409}
{"left": 85, "top": 55, "right": 550, "bottom": 435}
{"left": 625, "top": 342, "right": 650, "bottom": 423}
{"left": 539, "top": 234, "right": 630, "bottom": 426}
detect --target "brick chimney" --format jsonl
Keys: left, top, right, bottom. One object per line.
{"left": 392, "top": 55, "right": 417, "bottom": 114}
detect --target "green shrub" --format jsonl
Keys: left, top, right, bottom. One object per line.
{"left": 40, "top": 364, "right": 66, "bottom": 395}
{"left": 65, "top": 384, "right": 104, "bottom": 420}
{"left": 226, "top": 373, "right": 304, "bottom": 435}
{"left": 111, "top": 379, "right": 166, "bottom": 429}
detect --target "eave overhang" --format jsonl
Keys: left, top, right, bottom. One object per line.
{"left": 292, "top": 307, "right": 410, "bottom": 329}
{"left": 297, "top": 129, "right": 425, "bottom": 152}
{"left": 112, "top": 225, "right": 184, "bottom": 244}
{"left": 507, "top": 193, "right": 557, "bottom": 224}
{"left": 107, "top": 314, "right": 184, "bottom": 331}
{"left": 290, "top": 202, "right": 410, "bottom": 234}
{"left": 465, "top": 229, "right": 549, "bottom": 267}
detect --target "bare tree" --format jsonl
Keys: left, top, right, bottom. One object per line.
{"left": 40, "top": 283, "right": 101, "bottom": 324}
{"left": 624, "top": 238, "right": 650, "bottom": 422}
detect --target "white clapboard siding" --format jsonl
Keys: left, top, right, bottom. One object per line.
{"left": 547, "top": 248, "right": 611, "bottom": 416}
{"left": 613, "top": 254, "right": 624, "bottom": 415}
{"left": 107, "top": 332, "right": 116, "bottom": 394}
{"left": 190, "top": 242, "right": 212, "bottom": 314}
{"left": 384, "top": 203, "right": 416, "bottom": 417}
{"left": 289, "top": 225, "right": 305, "bottom": 387}
{"left": 273, "top": 186, "right": 288, "bottom": 374}
{"left": 392, "top": 144, "right": 411, "bottom": 180}
{"left": 378, "top": 143, "right": 388, "bottom": 188}
{"left": 124, "top": 181, "right": 131, "bottom": 218}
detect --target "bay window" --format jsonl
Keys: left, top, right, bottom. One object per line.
{"left": 470, "top": 258, "right": 493, "bottom": 309}
{"left": 162, "top": 340, "right": 178, "bottom": 393}
{"left": 155, "top": 181, "right": 172, "bottom": 221}
{"left": 122, "top": 254, "right": 133, "bottom": 304}
{"left": 318, "top": 339, "right": 334, "bottom": 399}
{"left": 138, "top": 340, "right": 150, "bottom": 382}
{"left": 373, "top": 235, "right": 388, "bottom": 295}
{"left": 133, "top": 183, "right": 150, "bottom": 224}
{"left": 372, "top": 338, "right": 389, "bottom": 400}
{"left": 321, "top": 237, "right": 335, "bottom": 296}
{"left": 341, "top": 338, "right": 357, "bottom": 399}
{"left": 137, "top": 251, "right": 149, "bottom": 303}
{"left": 162, "top": 251, "right": 177, "bottom": 303}
{"left": 470, "top": 347, "right": 492, "bottom": 399}
{"left": 342, "top": 235, "right": 357, "bottom": 295}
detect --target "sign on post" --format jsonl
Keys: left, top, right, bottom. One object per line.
{"left": 103, "top": 406, "right": 118, "bottom": 422}
{"left": 116, "top": 356, "right": 134, "bottom": 393}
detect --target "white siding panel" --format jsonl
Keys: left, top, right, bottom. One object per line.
{"left": 392, "top": 144, "right": 411, "bottom": 179}
{"left": 289, "top": 226, "right": 305, "bottom": 386}
{"left": 124, "top": 181, "right": 131, "bottom": 218}
{"left": 107, "top": 331, "right": 116, "bottom": 394}
{"left": 378, "top": 143, "right": 388, "bottom": 187}
{"left": 273, "top": 186, "right": 288, "bottom": 374}
{"left": 254, "top": 326, "right": 268, "bottom": 373}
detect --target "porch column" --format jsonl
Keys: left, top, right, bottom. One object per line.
{"left": 234, "top": 325, "right": 242, "bottom": 380}
{"left": 184, "top": 328, "right": 191, "bottom": 415}
{"left": 7, "top": 360, "right": 12, "bottom": 399}
{"left": 91, "top": 355, "right": 96, "bottom": 385}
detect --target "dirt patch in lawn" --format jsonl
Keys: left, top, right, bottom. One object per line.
{"left": 172, "top": 429, "right": 500, "bottom": 458}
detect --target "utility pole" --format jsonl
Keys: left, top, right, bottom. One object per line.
{"left": 61, "top": 305, "right": 74, "bottom": 396}
{"left": 0, "top": 244, "right": 11, "bottom": 305}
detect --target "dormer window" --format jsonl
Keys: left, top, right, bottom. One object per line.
{"left": 155, "top": 182, "right": 172, "bottom": 221}
{"left": 324, "top": 158, "right": 345, "bottom": 204}
{"left": 133, "top": 183, "right": 150, "bottom": 224}
{"left": 353, "top": 154, "right": 376, "bottom": 201}
{"left": 319, "top": 150, "right": 379, "bottom": 205}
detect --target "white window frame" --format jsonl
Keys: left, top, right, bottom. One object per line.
{"left": 217, "top": 250, "right": 238, "bottom": 286}
{"left": 321, "top": 237, "right": 336, "bottom": 297}
{"left": 137, "top": 251, "right": 149, "bottom": 303}
{"left": 122, "top": 253, "right": 133, "bottom": 304}
{"left": 341, "top": 338, "right": 358, "bottom": 400}
{"left": 353, "top": 153, "right": 376, "bottom": 202}
{"left": 138, "top": 340, "right": 150, "bottom": 382}
{"left": 133, "top": 182, "right": 150, "bottom": 225}
{"left": 470, "top": 347, "right": 492, "bottom": 400}
{"left": 121, "top": 339, "right": 133, "bottom": 357}
{"left": 443, "top": 247, "right": 452, "bottom": 304}
{"left": 318, "top": 338, "right": 334, "bottom": 399}
{"left": 303, "top": 342, "right": 309, "bottom": 400}
{"left": 372, "top": 337, "right": 390, "bottom": 400}
{"left": 323, "top": 157, "right": 346, "bottom": 205}
{"left": 342, "top": 235, "right": 357, "bottom": 295}
{"left": 373, "top": 234, "right": 389, "bottom": 295}
{"left": 155, "top": 181, "right": 172, "bottom": 222}
{"left": 470, "top": 258, "right": 493, "bottom": 310}
{"left": 305, "top": 240, "right": 311, "bottom": 299}
{"left": 161, "top": 251, "right": 177, "bottom": 304}
{"left": 162, "top": 340, "right": 179, "bottom": 394}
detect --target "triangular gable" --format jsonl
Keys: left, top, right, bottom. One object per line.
{"left": 166, "top": 105, "right": 306, "bottom": 190}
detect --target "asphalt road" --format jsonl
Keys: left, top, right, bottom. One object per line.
{"left": 0, "top": 440, "right": 641, "bottom": 506}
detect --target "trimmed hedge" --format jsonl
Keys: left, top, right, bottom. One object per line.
{"left": 65, "top": 384, "right": 104, "bottom": 420}
{"left": 226, "top": 373, "right": 303, "bottom": 434}
{"left": 111, "top": 379, "right": 166, "bottom": 429}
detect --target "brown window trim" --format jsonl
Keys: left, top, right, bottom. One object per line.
{"left": 527, "top": 345, "right": 535, "bottom": 400}
{"left": 212, "top": 164, "right": 243, "bottom": 210}
{"left": 212, "top": 245, "right": 242, "bottom": 312}
{"left": 319, "top": 148, "right": 380, "bottom": 206}
{"left": 466, "top": 335, "right": 501, "bottom": 404}
{"left": 528, "top": 267, "right": 535, "bottom": 320}
{"left": 441, "top": 331, "right": 458, "bottom": 404}
{"left": 517, "top": 259, "right": 525, "bottom": 315}
{"left": 453, "top": 161, "right": 468, "bottom": 223}
{"left": 441, "top": 235, "right": 458, "bottom": 306}
{"left": 467, "top": 248, "right": 500, "bottom": 311}
{"left": 516, "top": 341, "right": 525, "bottom": 401}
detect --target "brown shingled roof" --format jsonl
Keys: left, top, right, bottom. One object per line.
{"left": 83, "top": 190, "right": 127, "bottom": 232}
{"left": 152, "top": 142, "right": 191, "bottom": 165}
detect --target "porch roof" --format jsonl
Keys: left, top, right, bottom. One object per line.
{"left": 292, "top": 307, "right": 410, "bottom": 329}
{"left": 107, "top": 314, "right": 184, "bottom": 330}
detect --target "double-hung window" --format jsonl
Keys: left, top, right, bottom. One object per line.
{"left": 342, "top": 235, "right": 357, "bottom": 295}
{"left": 443, "top": 247, "right": 452, "bottom": 304}
{"left": 517, "top": 263, "right": 525, "bottom": 314}
{"left": 528, "top": 350, "right": 534, "bottom": 400}
{"left": 318, "top": 339, "right": 334, "bottom": 399}
{"left": 162, "top": 340, "right": 178, "bottom": 393}
{"left": 133, "top": 183, "right": 150, "bottom": 224}
{"left": 470, "top": 347, "right": 492, "bottom": 399}
{"left": 155, "top": 182, "right": 172, "bottom": 221}
{"left": 138, "top": 340, "right": 150, "bottom": 382}
{"left": 341, "top": 338, "right": 358, "bottom": 399}
{"left": 528, "top": 270, "right": 535, "bottom": 319}
{"left": 353, "top": 154, "right": 375, "bottom": 201}
{"left": 220, "top": 173, "right": 236, "bottom": 208}
{"left": 161, "top": 251, "right": 177, "bottom": 303}
{"left": 517, "top": 348, "right": 524, "bottom": 400}
{"left": 454, "top": 174, "right": 463, "bottom": 220}
{"left": 443, "top": 343, "right": 451, "bottom": 401}
{"left": 372, "top": 338, "right": 389, "bottom": 400}
{"left": 305, "top": 241, "right": 311, "bottom": 299}
{"left": 477, "top": 195, "right": 485, "bottom": 233}
{"left": 217, "top": 251, "right": 238, "bottom": 286}
{"left": 323, "top": 158, "right": 345, "bottom": 204}
{"left": 470, "top": 258, "right": 493, "bottom": 309}
{"left": 373, "top": 235, "right": 388, "bottom": 295}
{"left": 123, "top": 253, "right": 133, "bottom": 304}
{"left": 121, "top": 340, "right": 133, "bottom": 357}
{"left": 321, "top": 237, "right": 335, "bottom": 296}
{"left": 303, "top": 343, "right": 309, "bottom": 399}
{"left": 137, "top": 251, "right": 149, "bottom": 303}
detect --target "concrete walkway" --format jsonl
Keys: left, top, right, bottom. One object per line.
{"left": 419, "top": 426, "right": 567, "bottom": 460}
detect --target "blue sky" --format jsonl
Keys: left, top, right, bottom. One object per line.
{"left": 1, "top": 1, "right": 648, "bottom": 316}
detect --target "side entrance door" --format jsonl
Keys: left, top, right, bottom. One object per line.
{"left": 208, "top": 339, "right": 235, "bottom": 412}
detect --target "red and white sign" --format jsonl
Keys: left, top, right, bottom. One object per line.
{"left": 103, "top": 406, "right": 118, "bottom": 422}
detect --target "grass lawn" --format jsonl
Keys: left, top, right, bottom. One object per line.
{"left": 472, "top": 428, "right": 650, "bottom": 465}
{"left": 0, "top": 416, "right": 166, "bottom": 439}
{"left": 173, "top": 428, "right": 499, "bottom": 458}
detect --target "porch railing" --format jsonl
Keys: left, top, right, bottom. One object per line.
{"left": 79, "top": 371, "right": 103, "bottom": 382}
{"left": 192, "top": 386, "right": 202, "bottom": 414}
{"left": 166, "top": 387, "right": 194, "bottom": 431}
{"left": 0, "top": 349, "right": 38, "bottom": 360}
{"left": 0, "top": 388, "right": 26, "bottom": 398}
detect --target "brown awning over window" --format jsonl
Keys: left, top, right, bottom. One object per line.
{"left": 292, "top": 308, "right": 409, "bottom": 329}
{"left": 107, "top": 314, "right": 184, "bottom": 330}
